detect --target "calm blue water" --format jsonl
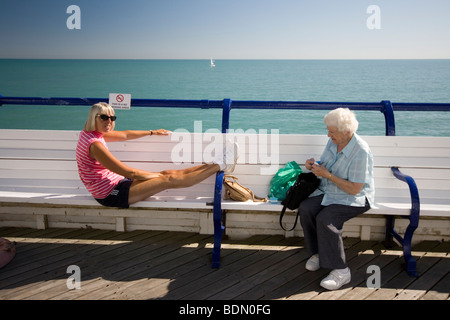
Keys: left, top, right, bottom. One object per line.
{"left": 1, "top": 59, "right": 450, "bottom": 136}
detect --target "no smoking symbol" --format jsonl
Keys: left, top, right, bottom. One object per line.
{"left": 116, "top": 94, "right": 124, "bottom": 103}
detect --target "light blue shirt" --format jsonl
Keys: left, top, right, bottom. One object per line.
{"left": 310, "top": 133, "right": 375, "bottom": 207}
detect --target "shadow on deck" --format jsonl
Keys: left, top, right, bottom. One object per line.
{"left": 0, "top": 227, "right": 449, "bottom": 301}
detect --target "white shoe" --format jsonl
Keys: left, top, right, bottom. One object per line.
{"left": 320, "top": 268, "right": 351, "bottom": 291}
{"left": 305, "top": 254, "right": 320, "bottom": 271}
{"left": 223, "top": 139, "right": 239, "bottom": 173}
{"left": 211, "top": 152, "right": 226, "bottom": 171}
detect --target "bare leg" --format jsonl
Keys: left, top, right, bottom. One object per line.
{"left": 128, "top": 164, "right": 220, "bottom": 204}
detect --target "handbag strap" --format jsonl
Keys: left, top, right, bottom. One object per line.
{"left": 223, "top": 174, "right": 239, "bottom": 183}
{"left": 251, "top": 193, "right": 268, "bottom": 202}
{"left": 279, "top": 205, "right": 300, "bottom": 231}
{"left": 279, "top": 189, "right": 299, "bottom": 231}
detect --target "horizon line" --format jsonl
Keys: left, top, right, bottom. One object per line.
{"left": 1, "top": 57, "right": 450, "bottom": 61}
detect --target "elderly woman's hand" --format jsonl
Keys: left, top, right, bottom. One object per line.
{"left": 305, "top": 158, "right": 316, "bottom": 171}
{"left": 311, "top": 163, "right": 330, "bottom": 179}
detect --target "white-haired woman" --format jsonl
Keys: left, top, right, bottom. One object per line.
{"left": 76, "top": 102, "right": 238, "bottom": 209}
{"left": 300, "top": 108, "right": 375, "bottom": 290}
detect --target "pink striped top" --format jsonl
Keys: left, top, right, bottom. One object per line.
{"left": 76, "top": 130, "right": 124, "bottom": 199}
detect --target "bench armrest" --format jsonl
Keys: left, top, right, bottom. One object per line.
{"left": 390, "top": 167, "right": 420, "bottom": 228}
{"left": 390, "top": 166, "right": 420, "bottom": 276}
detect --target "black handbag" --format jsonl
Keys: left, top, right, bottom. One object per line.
{"left": 279, "top": 172, "right": 320, "bottom": 231}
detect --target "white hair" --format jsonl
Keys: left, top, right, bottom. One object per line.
{"left": 324, "top": 108, "right": 359, "bottom": 135}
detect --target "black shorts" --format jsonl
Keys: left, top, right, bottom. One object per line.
{"left": 95, "top": 178, "right": 133, "bottom": 209}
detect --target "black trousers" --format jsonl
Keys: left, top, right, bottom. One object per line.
{"left": 299, "top": 194, "right": 370, "bottom": 269}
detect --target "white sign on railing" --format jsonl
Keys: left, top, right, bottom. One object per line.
{"left": 109, "top": 93, "right": 131, "bottom": 110}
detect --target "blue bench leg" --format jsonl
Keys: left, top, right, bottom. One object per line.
{"left": 211, "top": 213, "right": 225, "bottom": 268}
{"left": 212, "top": 98, "right": 232, "bottom": 268}
{"left": 383, "top": 216, "right": 418, "bottom": 277}
{"left": 402, "top": 220, "right": 419, "bottom": 277}
{"left": 212, "top": 172, "right": 225, "bottom": 268}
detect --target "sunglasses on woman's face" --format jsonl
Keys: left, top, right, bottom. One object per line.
{"left": 97, "top": 114, "right": 117, "bottom": 121}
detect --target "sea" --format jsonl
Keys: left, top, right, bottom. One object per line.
{"left": 1, "top": 59, "right": 450, "bottom": 136}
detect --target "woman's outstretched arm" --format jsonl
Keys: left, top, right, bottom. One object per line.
{"left": 103, "top": 129, "right": 171, "bottom": 142}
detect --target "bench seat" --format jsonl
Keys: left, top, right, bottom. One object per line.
{"left": 221, "top": 199, "right": 449, "bottom": 217}
{"left": 0, "top": 191, "right": 214, "bottom": 209}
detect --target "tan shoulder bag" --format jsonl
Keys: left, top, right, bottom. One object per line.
{"left": 223, "top": 175, "right": 267, "bottom": 202}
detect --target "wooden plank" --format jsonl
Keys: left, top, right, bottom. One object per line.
{"left": 28, "top": 232, "right": 205, "bottom": 300}
{"left": 0, "top": 228, "right": 110, "bottom": 269}
{"left": 0, "top": 129, "right": 80, "bottom": 141}
{"left": 394, "top": 257, "right": 450, "bottom": 300}
{"left": 363, "top": 135, "right": 450, "bottom": 149}
{"left": 206, "top": 239, "right": 303, "bottom": 300}
{"left": 54, "top": 232, "right": 214, "bottom": 300}
{"left": 174, "top": 243, "right": 286, "bottom": 299}
{"left": 338, "top": 247, "right": 405, "bottom": 300}
{"left": 97, "top": 241, "right": 219, "bottom": 299}
{"left": 0, "top": 228, "right": 119, "bottom": 296}
{"left": 260, "top": 238, "right": 358, "bottom": 300}
{"left": 363, "top": 241, "right": 442, "bottom": 300}
{"left": 0, "top": 229, "right": 168, "bottom": 299}
{"left": 311, "top": 242, "right": 388, "bottom": 300}
{"left": 2, "top": 130, "right": 449, "bottom": 150}
{"left": 99, "top": 235, "right": 275, "bottom": 300}
{"left": 0, "top": 227, "right": 449, "bottom": 300}
{"left": 285, "top": 239, "right": 376, "bottom": 300}
{"left": 152, "top": 236, "right": 287, "bottom": 300}
{"left": 394, "top": 241, "right": 450, "bottom": 300}
{"left": 92, "top": 234, "right": 220, "bottom": 300}
{"left": 421, "top": 272, "right": 450, "bottom": 300}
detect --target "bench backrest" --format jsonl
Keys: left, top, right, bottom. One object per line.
{"left": 0, "top": 130, "right": 218, "bottom": 200}
{"left": 230, "top": 134, "right": 450, "bottom": 208}
{"left": 1, "top": 129, "right": 450, "bottom": 207}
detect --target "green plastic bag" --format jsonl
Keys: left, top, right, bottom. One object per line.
{"left": 268, "top": 161, "right": 303, "bottom": 201}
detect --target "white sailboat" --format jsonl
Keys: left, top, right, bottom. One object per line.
{"left": 210, "top": 58, "right": 215, "bottom": 67}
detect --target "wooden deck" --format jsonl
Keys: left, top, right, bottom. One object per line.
{"left": 0, "top": 227, "right": 449, "bottom": 301}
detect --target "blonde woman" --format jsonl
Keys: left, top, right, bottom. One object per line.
{"left": 76, "top": 102, "right": 238, "bottom": 208}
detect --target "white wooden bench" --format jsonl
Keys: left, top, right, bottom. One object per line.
{"left": 1, "top": 129, "right": 449, "bottom": 275}
{"left": 220, "top": 133, "right": 450, "bottom": 276}
{"left": 0, "top": 129, "right": 218, "bottom": 226}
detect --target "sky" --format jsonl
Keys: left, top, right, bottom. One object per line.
{"left": 0, "top": 0, "right": 449, "bottom": 59}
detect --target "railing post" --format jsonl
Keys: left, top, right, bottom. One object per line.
{"left": 380, "top": 99, "right": 397, "bottom": 256}
{"left": 380, "top": 100, "right": 395, "bottom": 136}
{"left": 221, "top": 98, "right": 232, "bottom": 134}
{"left": 211, "top": 98, "right": 232, "bottom": 268}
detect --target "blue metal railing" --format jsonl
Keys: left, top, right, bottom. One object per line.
{"left": 1, "top": 95, "right": 450, "bottom": 271}
{"left": 2, "top": 96, "right": 450, "bottom": 136}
